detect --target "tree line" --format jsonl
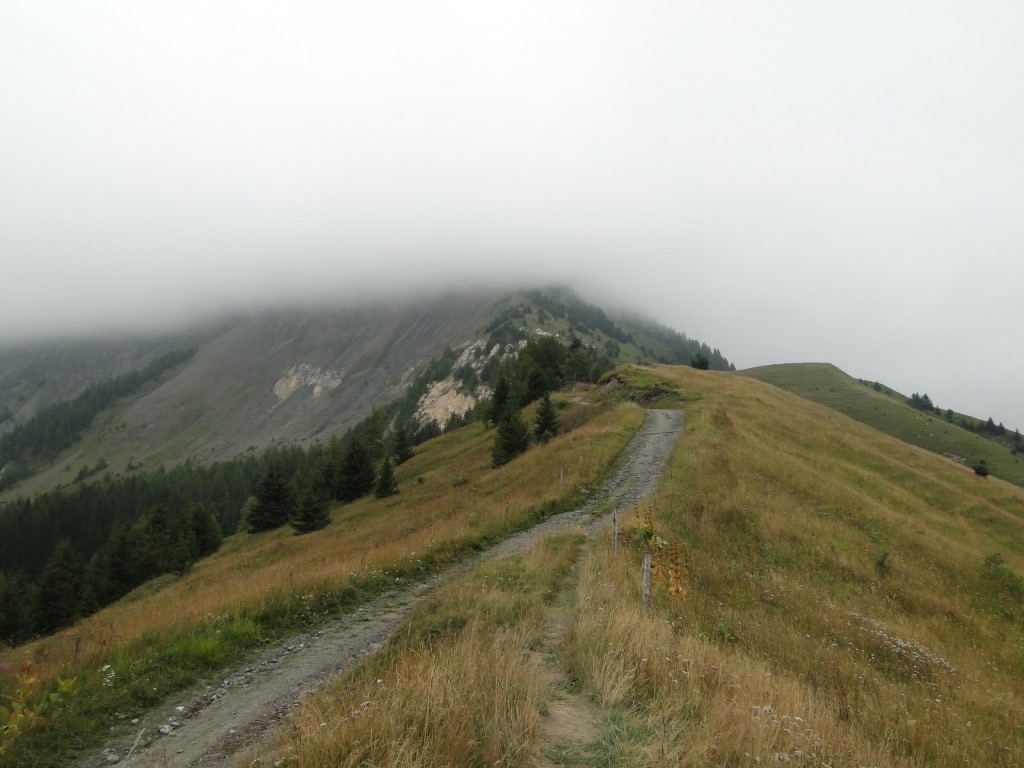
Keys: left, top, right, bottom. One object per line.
{"left": 0, "top": 421, "right": 417, "bottom": 645}
{"left": 0, "top": 330, "right": 618, "bottom": 646}
{"left": 0, "top": 348, "right": 196, "bottom": 492}
{"left": 907, "top": 390, "right": 1019, "bottom": 447}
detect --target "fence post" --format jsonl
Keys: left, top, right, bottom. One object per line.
{"left": 642, "top": 553, "right": 652, "bottom": 608}
{"left": 612, "top": 508, "right": 618, "bottom": 556}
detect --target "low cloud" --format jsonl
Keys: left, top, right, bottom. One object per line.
{"left": 3, "top": 2, "right": 1022, "bottom": 429}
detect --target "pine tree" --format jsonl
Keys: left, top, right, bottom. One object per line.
{"left": 488, "top": 375, "right": 511, "bottom": 426}
{"left": 187, "top": 504, "right": 223, "bottom": 558}
{"left": 392, "top": 426, "right": 414, "bottom": 465}
{"left": 0, "top": 573, "right": 31, "bottom": 645}
{"left": 34, "top": 540, "right": 85, "bottom": 634}
{"left": 316, "top": 438, "right": 345, "bottom": 499}
{"left": 247, "top": 462, "right": 296, "bottom": 532}
{"left": 492, "top": 407, "right": 530, "bottom": 467}
{"left": 375, "top": 457, "right": 398, "bottom": 498}
{"left": 136, "top": 505, "right": 182, "bottom": 576}
{"left": 338, "top": 439, "right": 377, "bottom": 502}
{"left": 533, "top": 394, "right": 560, "bottom": 443}
{"left": 103, "top": 525, "right": 142, "bottom": 599}
{"left": 290, "top": 484, "right": 331, "bottom": 534}
{"left": 525, "top": 366, "right": 547, "bottom": 403}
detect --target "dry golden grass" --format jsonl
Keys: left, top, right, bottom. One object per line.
{"left": 244, "top": 531, "right": 583, "bottom": 768}
{"left": 560, "top": 365, "right": 1024, "bottom": 766}
{"left": 14, "top": 362, "right": 1024, "bottom": 767}
{"left": 238, "top": 365, "right": 1024, "bottom": 766}
{"left": 568, "top": 539, "right": 902, "bottom": 766}
{"left": 1, "top": 397, "right": 643, "bottom": 684}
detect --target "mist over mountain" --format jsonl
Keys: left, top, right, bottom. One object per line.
{"left": 0, "top": 286, "right": 728, "bottom": 501}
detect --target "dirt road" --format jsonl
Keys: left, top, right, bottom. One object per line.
{"left": 83, "top": 408, "right": 682, "bottom": 768}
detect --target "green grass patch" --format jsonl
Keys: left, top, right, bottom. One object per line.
{"left": 742, "top": 362, "right": 1024, "bottom": 487}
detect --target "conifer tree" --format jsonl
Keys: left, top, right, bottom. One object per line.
{"left": 338, "top": 439, "right": 377, "bottom": 502}
{"left": 291, "top": 484, "right": 331, "bottom": 534}
{"left": 392, "top": 425, "right": 414, "bottom": 465}
{"left": 0, "top": 573, "right": 31, "bottom": 645}
{"left": 375, "top": 457, "right": 398, "bottom": 498}
{"left": 187, "top": 504, "right": 223, "bottom": 558}
{"left": 488, "top": 375, "right": 511, "bottom": 426}
{"left": 525, "top": 366, "right": 547, "bottom": 403}
{"left": 533, "top": 394, "right": 560, "bottom": 443}
{"left": 34, "top": 540, "right": 84, "bottom": 633}
{"left": 492, "top": 407, "right": 530, "bottom": 467}
{"left": 315, "top": 438, "right": 345, "bottom": 499}
{"left": 136, "top": 505, "right": 185, "bottom": 576}
{"left": 247, "top": 461, "right": 296, "bottom": 532}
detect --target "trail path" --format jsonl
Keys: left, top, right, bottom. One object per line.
{"left": 533, "top": 542, "right": 605, "bottom": 768}
{"left": 82, "top": 409, "right": 682, "bottom": 768}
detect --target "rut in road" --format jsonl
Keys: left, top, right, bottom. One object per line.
{"left": 83, "top": 408, "right": 682, "bottom": 768}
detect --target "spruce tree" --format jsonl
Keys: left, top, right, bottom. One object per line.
{"left": 317, "top": 438, "right": 345, "bottom": 499}
{"left": 375, "top": 457, "right": 398, "bottom": 498}
{"left": 187, "top": 504, "right": 223, "bottom": 558}
{"left": 35, "top": 540, "right": 85, "bottom": 634}
{"left": 525, "top": 366, "right": 547, "bottom": 403}
{"left": 488, "top": 375, "right": 511, "bottom": 426}
{"left": 248, "top": 461, "right": 296, "bottom": 532}
{"left": 392, "top": 426, "right": 414, "bottom": 465}
{"left": 338, "top": 439, "right": 377, "bottom": 502}
{"left": 0, "top": 573, "right": 31, "bottom": 645}
{"left": 291, "top": 484, "right": 331, "bottom": 534}
{"left": 136, "top": 505, "right": 182, "bottom": 576}
{"left": 492, "top": 407, "right": 530, "bottom": 467}
{"left": 533, "top": 394, "right": 560, "bottom": 443}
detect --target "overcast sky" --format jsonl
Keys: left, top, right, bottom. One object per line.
{"left": 2, "top": 2, "right": 1022, "bottom": 430}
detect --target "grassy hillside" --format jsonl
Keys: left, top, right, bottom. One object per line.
{"left": 6, "top": 365, "right": 1024, "bottom": 765}
{"left": 250, "top": 365, "right": 1024, "bottom": 767}
{"left": 742, "top": 362, "right": 1024, "bottom": 488}
{"left": 0, "top": 395, "right": 643, "bottom": 767}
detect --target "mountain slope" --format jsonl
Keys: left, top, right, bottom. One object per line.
{"left": 7, "top": 364, "right": 1022, "bottom": 766}
{"left": 0, "top": 287, "right": 730, "bottom": 501}
{"left": 742, "top": 362, "right": 1024, "bottom": 487}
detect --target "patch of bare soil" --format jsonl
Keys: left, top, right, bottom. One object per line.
{"left": 79, "top": 409, "right": 682, "bottom": 768}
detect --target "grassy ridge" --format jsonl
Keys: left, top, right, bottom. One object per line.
{"left": 250, "top": 531, "right": 584, "bottom": 767}
{"left": 11, "top": 362, "right": 1024, "bottom": 766}
{"left": 249, "top": 364, "right": 1024, "bottom": 767}
{"left": 0, "top": 396, "right": 643, "bottom": 767}
{"left": 742, "top": 362, "right": 1024, "bottom": 487}
{"left": 563, "top": 365, "right": 1023, "bottom": 766}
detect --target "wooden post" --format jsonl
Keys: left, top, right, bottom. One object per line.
{"left": 612, "top": 508, "right": 618, "bottom": 556}
{"left": 560, "top": 468, "right": 564, "bottom": 489}
{"left": 642, "top": 553, "right": 652, "bottom": 608}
